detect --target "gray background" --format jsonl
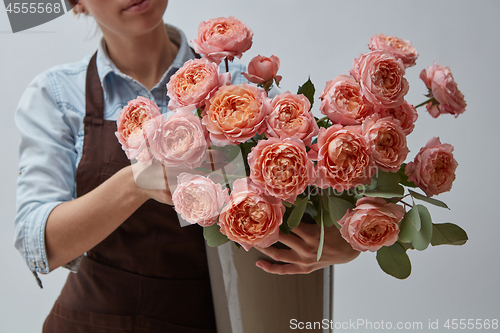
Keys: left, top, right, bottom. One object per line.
{"left": 1, "top": 0, "right": 499, "bottom": 332}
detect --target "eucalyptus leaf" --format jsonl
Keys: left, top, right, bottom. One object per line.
{"left": 397, "top": 240, "right": 415, "bottom": 251}
{"left": 317, "top": 211, "right": 325, "bottom": 261}
{"left": 203, "top": 223, "right": 229, "bottom": 247}
{"left": 409, "top": 189, "right": 449, "bottom": 209}
{"left": 362, "top": 171, "right": 404, "bottom": 198}
{"left": 227, "top": 145, "right": 242, "bottom": 162}
{"left": 397, "top": 163, "right": 417, "bottom": 187}
{"left": 297, "top": 77, "right": 316, "bottom": 108}
{"left": 324, "top": 192, "right": 354, "bottom": 222}
{"left": 363, "top": 189, "right": 405, "bottom": 199}
{"left": 399, "top": 204, "right": 433, "bottom": 251}
{"left": 304, "top": 202, "right": 318, "bottom": 219}
{"left": 431, "top": 223, "right": 468, "bottom": 246}
{"left": 377, "top": 170, "right": 401, "bottom": 188}
{"left": 287, "top": 196, "right": 308, "bottom": 228}
{"left": 319, "top": 193, "right": 334, "bottom": 227}
{"left": 400, "top": 205, "right": 421, "bottom": 233}
{"left": 376, "top": 242, "right": 412, "bottom": 279}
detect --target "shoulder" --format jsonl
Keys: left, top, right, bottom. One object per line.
{"left": 15, "top": 54, "right": 93, "bottom": 135}
{"left": 31, "top": 55, "right": 92, "bottom": 106}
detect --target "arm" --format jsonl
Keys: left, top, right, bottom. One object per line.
{"left": 14, "top": 70, "right": 171, "bottom": 274}
{"left": 45, "top": 165, "right": 171, "bottom": 271}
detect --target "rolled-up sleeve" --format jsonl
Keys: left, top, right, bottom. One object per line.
{"left": 14, "top": 71, "right": 79, "bottom": 274}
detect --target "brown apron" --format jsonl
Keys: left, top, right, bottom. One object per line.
{"left": 43, "top": 53, "right": 217, "bottom": 333}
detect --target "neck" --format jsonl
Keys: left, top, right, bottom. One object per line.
{"left": 103, "top": 23, "right": 178, "bottom": 90}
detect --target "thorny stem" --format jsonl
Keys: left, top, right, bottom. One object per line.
{"left": 224, "top": 58, "right": 229, "bottom": 73}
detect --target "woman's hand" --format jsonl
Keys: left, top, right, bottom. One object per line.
{"left": 133, "top": 162, "right": 174, "bottom": 205}
{"left": 254, "top": 221, "right": 360, "bottom": 275}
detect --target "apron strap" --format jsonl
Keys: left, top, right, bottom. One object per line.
{"left": 85, "top": 52, "right": 104, "bottom": 121}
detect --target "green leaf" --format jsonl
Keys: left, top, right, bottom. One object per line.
{"left": 320, "top": 193, "right": 334, "bottom": 227}
{"left": 363, "top": 189, "right": 405, "bottom": 199}
{"left": 297, "top": 77, "right": 316, "bottom": 108}
{"left": 399, "top": 204, "right": 433, "bottom": 251}
{"left": 287, "top": 196, "right": 308, "bottom": 228}
{"left": 280, "top": 206, "right": 293, "bottom": 235}
{"left": 377, "top": 170, "right": 401, "bottom": 187}
{"left": 196, "top": 108, "right": 202, "bottom": 118}
{"left": 397, "top": 240, "right": 415, "bottom": 251}
{"left": 317, "top": 211, "right": 325, "bottom": 261}
{"left": 397, "top": 163, "right": 417, "bottom": 188}
{"left": 304, "top": 201, "right": 318, "bottom": 219}
{"left": 365, "top": 170, "right": 404, "bottom": 198}
{"left": 203, "top": 223, "right": 229, "bottom": 247}
{"left": 282, "top": 200, "right": 292, "bottom": 208}
{"left": 409, "top": 189, "right": 449, "bottom": 209}
{"left": 400, "top": 205, "right": 422, "bottom": 234}
{"left": 227, "top": 145, "right": 242, "bottom": 162}
{"left": 323, "top": 191, "right": 355, "bottom": 222}
{"left": 376, "top": 242, "right": 412, "bottom": 279}
{"left": 431, "top": 223, "right": 468, "bottom": 246}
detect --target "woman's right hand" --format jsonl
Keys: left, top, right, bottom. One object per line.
{"left": 132, "top": 162, "right": 174, "bottom": 205}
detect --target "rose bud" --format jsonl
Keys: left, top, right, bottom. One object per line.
{"left": 242, "top": 55, "right": 282, "bottom": 86}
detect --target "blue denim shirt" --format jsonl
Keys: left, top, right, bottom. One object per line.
{"left": 14, "top": 24, "right": 246, "bottom": 277}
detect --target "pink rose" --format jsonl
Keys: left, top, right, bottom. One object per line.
{"left": 350, "top": 50, "right": 409, "bottom": 108}
{"left": 368, "top": 34, "right": 419, "bottom": 68}
{"left": 375, "top": 101, "right": 418, "bottom": 135}
{"left": 242, "top": 55, "right": 282, "bottom": 85}
{"left": 420, "top": 62, "right": 466, "bottom": 118}
{"left": 319, "top": 74, "right": 374, "bottom": 125}
{"left": 218, "top": 178, "right": 284, "bottom": 251}
{"left": 167, "top": 58, "right": 231, "bottom": 111}
{"left": 316, "top": 125, "right": 375, "bottom": 191}
{"left": 172, "top": 173, "right": 228, "bottom": 227}
{"left": 338, "top": 197, "right": 405, "bottom": 252}
{"left": 191, "top": 16, "right": 253, "bottom": 64}
{"left": 265, "top": 91, "right": 319, "bottom": 146}
{"left": 362, "top": 115, "right": 408, "bottom": 173}
{"left": 202, "top": 84, "right": 270, "bottom": 146}
{"left": 146, "top": 106, "right": 208, "bottom": 168}
{"left": 405, "top": 137, "right": 458, "bottom": 197}
{"left": 248, "top": 137, "right": 316, "bottom": 203}
{"left": 115, "top": 96, "right": 161, "bottom": 163}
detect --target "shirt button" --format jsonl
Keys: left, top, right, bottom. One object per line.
{"left": 38, "top": 261, "right": 46, "bottom": 269}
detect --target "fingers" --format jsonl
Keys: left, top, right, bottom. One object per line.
{"left": 255, "top": 260, "right": 314, "bottom": 275}
{"left": 291, "top": 221, "right": 320, "bottom": 241}
{"left": 254, "top": 244, "right": 299, "bottom": 264}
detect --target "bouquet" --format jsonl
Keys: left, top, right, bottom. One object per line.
{"left": 115, "top": 17, "right": 468, "bottom": 279}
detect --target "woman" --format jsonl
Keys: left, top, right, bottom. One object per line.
{"left": 14, "top": 0, "right": 359, "bottom": 331}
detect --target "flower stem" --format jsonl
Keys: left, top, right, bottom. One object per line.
{"left": 415, "top": 97, "right": 435, "bottom": 109}
{"left": 316, "top": 116, "right": 329, "bottom": 124}
{"left": 224, "top": 58, "right": 229, "bottom": 73}
{"left": 251, "top": 137, "right": 258, "bottom": 145}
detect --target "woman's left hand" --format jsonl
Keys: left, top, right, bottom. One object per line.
{"left": 254, "top": 222, "right": 360, "bottom": 275}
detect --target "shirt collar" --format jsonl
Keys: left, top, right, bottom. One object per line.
{"left": 95, "top": 24, "right": 195, "bottom": 98}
